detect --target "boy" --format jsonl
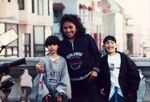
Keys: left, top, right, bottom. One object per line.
{"left": 35, "top": 35, "right": 71, "bottom": 102}
{"left": 99, "top": 35, "right": 140, "bottom": 102}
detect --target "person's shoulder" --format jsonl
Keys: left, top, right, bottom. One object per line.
{"left": 117, "top": 51, "right": 133, "bottom": 62}
{"left": 39, "top": 56, "right": 48, "bottom": 62}
{"left": 60, "top": 39, "right": 69, "bottom": 45}
{"left": 59, "top": 40, "right": 67, "bottom": 48}
{"left": 85, "top": 33, "right": 92, "bottom": 38}
{"left": 60, "top": 39, "right": 65, "bottom": 44}
{"left": 117, "top": 51, "right": 127, "bottom": 57}
{"left": 81, "top": 33, "right": 94, "bottom": 42}
{"left": 58, "top": 55, "right": 66, "bottom": 61}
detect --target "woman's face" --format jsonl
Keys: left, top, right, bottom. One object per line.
{"left": 62, "top": 21, "right": 77, "bottom": 40}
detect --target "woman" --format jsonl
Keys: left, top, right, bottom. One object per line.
{"left": 59, "top": 14, "right": 101, "bottom": 102}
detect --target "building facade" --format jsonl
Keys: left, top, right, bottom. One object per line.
{"left": 0, "top": 0, "right": 53, "bottom": 57}
{"left": 0, "top": 0, "right": 146, "bottom": 57}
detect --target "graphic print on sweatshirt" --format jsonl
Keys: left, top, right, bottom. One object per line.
{"left": 45, "top": 71, "right": 62, "bottom": 90}
{"left": 66, "top": 52, "right": 83, "bottom": 70}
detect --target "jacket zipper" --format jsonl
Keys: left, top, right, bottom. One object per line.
{"left": 71, "top": 42, "right": 74, "bottom": 51}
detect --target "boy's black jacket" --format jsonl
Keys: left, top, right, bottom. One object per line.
{"left": 58, "top": 34, "right": 101, "bottom": 80}
{"left": 98, "top": 52, "right": 140, "bottom": 102}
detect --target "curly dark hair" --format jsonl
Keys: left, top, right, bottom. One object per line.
{"left": 59, "top": 14, "right": 86, "bottom": 39}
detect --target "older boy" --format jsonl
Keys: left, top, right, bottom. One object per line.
{"left": 99, "top": 35, "right": 140, "bottom": 102}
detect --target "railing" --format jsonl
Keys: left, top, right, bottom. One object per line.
{"left": 0, "top": 57, "right": 150, "bottom": 102}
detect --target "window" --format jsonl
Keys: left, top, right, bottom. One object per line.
{"left": 24, "top": 33, "right": 31, "bottom": 57}
{"left": 37, "top": 0, "right": 44, "bottom": 15}
{"left": 53, "top": 3, "right": 64, "bottom": 23}
{"left": 53, "top": 9, "right": 63, "bottom": 23}
{"left": 33, "top": 26, "right": 45, "bottom": 57}
{"left": 31, "top": 0, "right": 35, "bottom": 13}
{"left": 18, "top": 0, "right": 24, "bottom": 10}
{"left": 48, "top": 0, "right": 50, "bottom": 15}
{"left": 127, "top": 34, "right": 133, "bottom": 55}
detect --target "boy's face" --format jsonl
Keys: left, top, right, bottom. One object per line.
{"left": 47, "top": 44, "right": 59, "bottom": 55}
{"left": 103, "top": 40, "right": 117, "bottom": 55}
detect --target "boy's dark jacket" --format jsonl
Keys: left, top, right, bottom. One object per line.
{"left": 58, "top": 34, "right": 101, "bottom": 80}
{"left": 98, "top": 52, "right": 140, "bottom": 102}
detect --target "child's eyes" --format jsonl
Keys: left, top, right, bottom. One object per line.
{"left": 48, "top": 44, "right": 57, "bottom": 47}
{"left": 106, "top": 41, "right": 115, "bottom": 44}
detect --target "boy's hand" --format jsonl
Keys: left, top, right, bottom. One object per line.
{"left": 36, "top": 64, "right": 45, "bottom": 73}
{"left": 57, "top": 96, "right": 62, "bottom": 102}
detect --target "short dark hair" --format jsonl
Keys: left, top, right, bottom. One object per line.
{"left": 103, "top": 35, "right": 116, "bottom": 44}
{"left": 45, "top": 35, "right": 60, "bottom": 47}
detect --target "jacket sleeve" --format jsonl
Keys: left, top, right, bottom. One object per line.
{"left": 98, "top": 57, "right": 110, "bottom": 94}
{"left": 125, "top": 55, "right": 140, "bottom": 95}
{"left": 55, "top": 59, "right": 71, "bottom": 99}
{"left": 86, "top": 34, "right": 101, "bottom": 73}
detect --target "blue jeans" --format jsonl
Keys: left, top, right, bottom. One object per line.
{"left": 110, "top": 93, "right": 125, "bottom": 102}
{"left": 110, "top": 87, "right": 125, "bottom": 102}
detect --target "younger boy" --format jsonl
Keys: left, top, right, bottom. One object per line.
{"left": 36, "top": 35, "right": 71, "bottom": 102}
{"left": 99, "top": 35, "right": 140, "bottom": 102}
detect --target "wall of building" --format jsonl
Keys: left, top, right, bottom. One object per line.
{"left": 0, "top": 0, "right": 53, "bottom": 57}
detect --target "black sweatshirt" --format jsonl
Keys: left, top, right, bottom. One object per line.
{"left": 59, "top": 34, "right": 101, "bottom": 81}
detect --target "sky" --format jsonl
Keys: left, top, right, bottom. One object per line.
{"left": 115, "top": 0, "right": 150, "bottom": 27}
